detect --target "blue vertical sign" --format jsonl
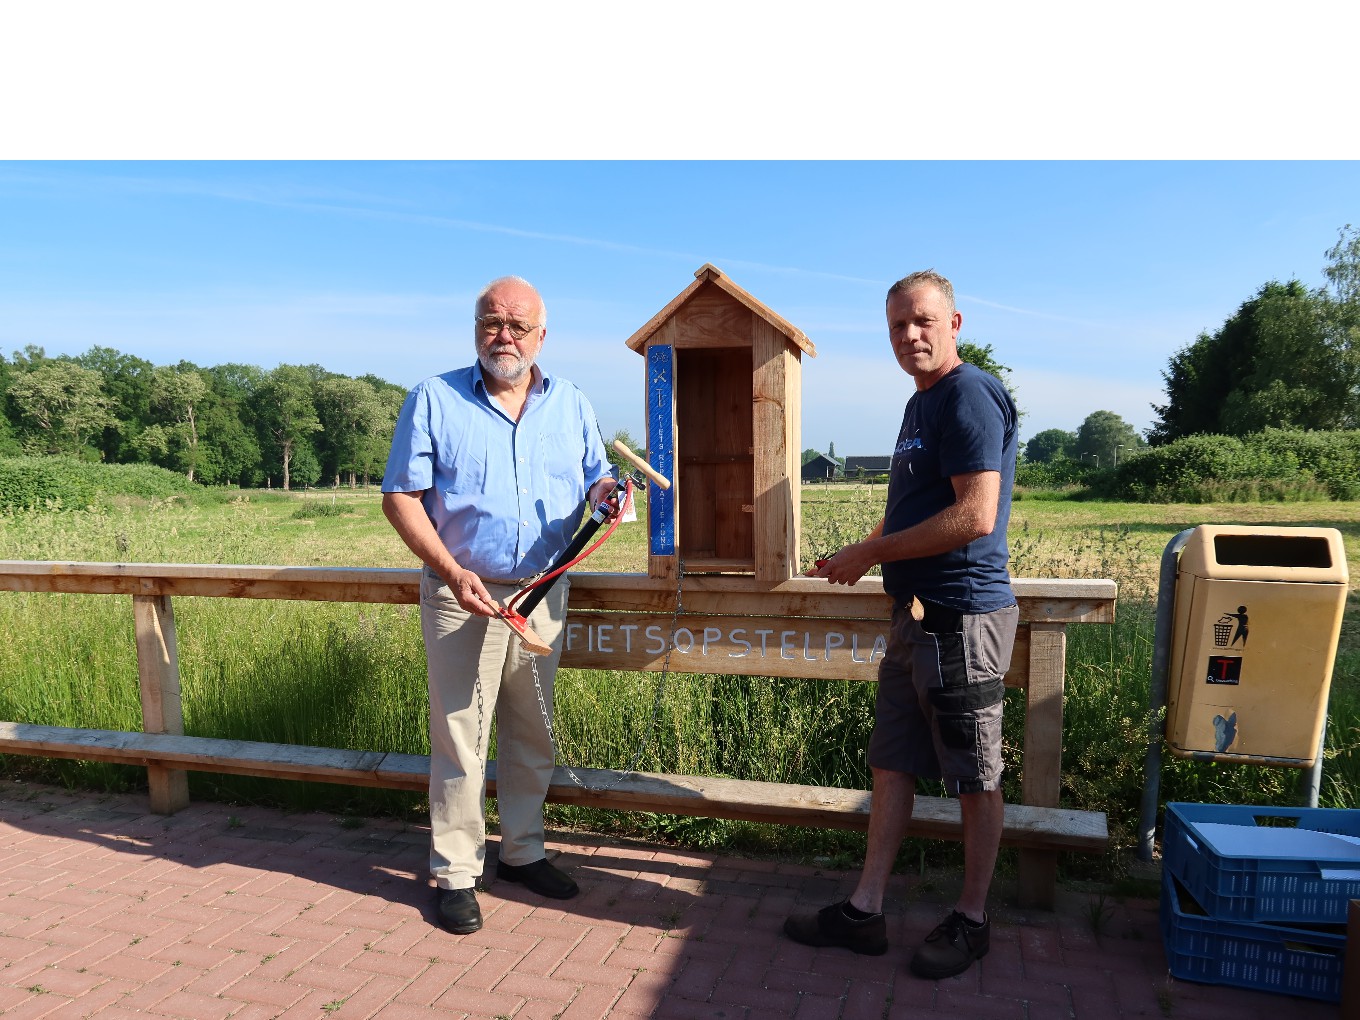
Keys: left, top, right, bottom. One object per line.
{"left": 646, "top": 344, "right": 676, "bottom": 556}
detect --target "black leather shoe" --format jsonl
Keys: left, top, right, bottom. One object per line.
{"left": 784, "top": 901, "right": 888, "bottom": 955}
{"left": 435, "top": 887, "right": 482, "bottom": 934}
{"left": 496, "top": 857, "right": 579, "bottom": 899}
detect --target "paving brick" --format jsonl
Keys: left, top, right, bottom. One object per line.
{"left": 369, "top": 1003, "right": 454, "bottom": 1020}
{"left": 611, "top": 970, "right": 675, "bottom": 1014}
{"left": 68, "top": 975, "right": 139, "bottom": 1014}
{"left": 146, "top": 988, "right": 241, "bottom": 1020}
{"left": 346, "top": 948, "right": 433, "bottom": 981}
{"left": 709, "top": 978, "right": 800, "bottom": 1013}
{"left": 764, "top": 966, "right": 849, "bottom": 998}
{"left": 979, "top": 974, "right": 1073, "bottom": 1009}
{"left": 273, "top": 986, "right": 346, "bottom": 1017}
{"left": 395, "top": 962, "right": 470, "bottom": 1007}
{"left": 287, "top": 959, "right": 370, "bottom": 994}
{"left": 793, "top": 992, "right": 847, "bottom": 1020}
{"left": 431, "top": 981, "right": 523, "bottom": 1016}
{"left": 147, "top": 938, "right": 239, "bottom": 971}
{"left": 452, "top": 946, "right": 517, "bottom": 992}
{"left": 512, "top": 935, "right": 574, "bottom": 977}
{"left": 933, "top": 989, "right": 1027, "bottom": 1019}
{"left": 509, "top": 915, "right": 593, "bottom": 942}
{"left": 840, "top": 979, "right": 894, "bottom": 1020}
{"left": 558, "top": 981, "right": 623, "bottom": 1020}
{"left": 220, "top": 974, "right": 312, "bottom": 1009}
{"left": 0, "top": 782, "right": 1321, "bottom": 1020}
{"left": 549, "top": 960, "right": 641, "bottom": 988}
{"left": 0, "top": 991, "right": 73, "bottom": 1020}
{"left": 323, "top": 973, "right": 410, "bottom": 1019}
{"left": 9, "top": 962, "right": 107, "bottom": 997}
{"left": 492, "top": 970, "right": 581, "bottom": 1005}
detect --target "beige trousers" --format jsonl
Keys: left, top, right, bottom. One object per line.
{"left": 419, "top": 568, "right": 568, "bottom": 891}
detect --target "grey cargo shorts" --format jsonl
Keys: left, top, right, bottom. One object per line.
{"left": 867, "top": 598, "right": 1019, "bottom": 794}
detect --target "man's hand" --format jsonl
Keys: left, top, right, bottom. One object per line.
{"left": 448, "top": 566, "right": 500, "bottom": 618}
{"left": 807, "top": 542, "right": 877, "bottom": 586}
{"left": 588, "top": 477, "right": 621, "bottom": 518}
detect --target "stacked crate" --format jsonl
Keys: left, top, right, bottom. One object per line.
{"left": 1160, "top": 802, "right": 1360, "bottom": 1003}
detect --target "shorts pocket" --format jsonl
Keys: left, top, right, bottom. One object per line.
{"left": 928, "top": 677, "right": 1005, "bottom": 750}
{"left": 918, "top": 599, "right": 963, "bottom": 635}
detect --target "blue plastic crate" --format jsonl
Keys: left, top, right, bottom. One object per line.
{"left": 1161, "top": 874, "right": 1345, "bottom": 1003}
{"left": 1163, "top": 802, "right": 1360, "bottom": 924}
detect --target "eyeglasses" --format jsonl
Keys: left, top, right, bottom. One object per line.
{"left": 475, "top": 315, "right": 541, "bottom": 341}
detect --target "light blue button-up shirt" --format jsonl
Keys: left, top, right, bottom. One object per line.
{"left": 382, "top": 363, "right": 614, "bottom": 579}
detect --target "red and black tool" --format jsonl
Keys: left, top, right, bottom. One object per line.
{"left": 491, "top": 440, "right": 671, "bottom": 655}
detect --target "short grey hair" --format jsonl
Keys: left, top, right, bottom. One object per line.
{"left": 476, "top": 275, "right": 547, "bottom": 326}
{"left": 886, "top": 270, "right": 955, "bottom": 314}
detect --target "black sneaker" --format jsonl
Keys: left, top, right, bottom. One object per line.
{"left": 783, "top": 901, "right": 888, "bottom": 955}
{"left": 909, "top": 910, "right": 989, "bottom": 979}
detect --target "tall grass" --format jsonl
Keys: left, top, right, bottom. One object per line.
{"left": 2, "top": 487, "right": 1358, "bottom": 881}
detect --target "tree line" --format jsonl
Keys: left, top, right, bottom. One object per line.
{"left": 0, "top": 346, "right": 409, "bottom": 489}
{"left": 1025, "top": 224, "right": 1360, "bottom": 467}
{"left": 7, "top": 226, "right": 1357, "bottom": 494}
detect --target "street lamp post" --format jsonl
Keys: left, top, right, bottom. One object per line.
{"left": 1114, "top": 444, "right": 1124, "bottom": 468}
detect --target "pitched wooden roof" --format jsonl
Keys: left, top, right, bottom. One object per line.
{"left": 625, "top": 263, "right": 816, "bottom": 357}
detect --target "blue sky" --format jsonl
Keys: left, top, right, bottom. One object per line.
{"left": 2, "top": 161, "right": 1356, "bottom": 457}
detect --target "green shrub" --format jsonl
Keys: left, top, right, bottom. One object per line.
{"left": 0, "top": 456, "right": 199, "bottom": 512}
{"left": 1100, "top": 430, "right": 1360, "bottom": 502}
{"left": 1016, "top": 458, "right": 1088, "bottom": 489}
{"left": 291, "top": 502, "right": 348, "bottom": 519}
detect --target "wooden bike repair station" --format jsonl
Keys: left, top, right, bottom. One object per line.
{"left": 0, "top": 264, "right": 1114, "bottom": 910}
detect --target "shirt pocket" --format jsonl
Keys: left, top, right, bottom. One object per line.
{"left": 541, "top": 430, "right": 584, "bottom": 493}
{"left": 445, "top": 428, "right": 489, "bottom": 495}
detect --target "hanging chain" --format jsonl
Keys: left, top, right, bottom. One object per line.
{"left": 529, "top": 557, "right": 685, "bottom": 791}
{"left": 473, "top": 669, "right": 486, "bottom": 783}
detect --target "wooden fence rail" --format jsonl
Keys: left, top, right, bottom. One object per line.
{"left": 0, "top": 562, "right": 1117, "bottom": 909}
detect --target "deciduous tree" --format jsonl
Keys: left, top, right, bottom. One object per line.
{"left": 315, "top": 376, "right": 386, "bottom": 486}
{"left": 145, "top": 367, "right": 208, "bottom": 480}
{"left": 1152, "top": 228, "right": 1360, "bottom": 442}
{"left": 1023, "top": 428, "right": 1076, "bottom": 464}
{"left": 253, "top": 365, "right": 321, "bottom": 490}
{"left": 6, "top": 360, "right": 119, "bottom": 456}
{"left": 1075, "top": 411, "right": 1143, "bottom": 467}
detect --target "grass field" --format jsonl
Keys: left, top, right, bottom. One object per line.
{"left": 1, "top": 484, "right": 1357, "bottom": 885}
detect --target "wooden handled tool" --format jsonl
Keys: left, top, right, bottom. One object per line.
{"left": 480, "top": 594, "right": 553, "bottom": 656}
{"left": 611, "top": 439, "right": 671, "bottom": 489}
{"left": 493, "top": 444, "right": 671, "bottom": 657}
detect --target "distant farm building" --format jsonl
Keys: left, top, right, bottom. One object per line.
{"left": 801, "top": 453, "right": 840, "bottom": 483}
{"left": 842, "top": 455, "right": 891, "bottom": 478}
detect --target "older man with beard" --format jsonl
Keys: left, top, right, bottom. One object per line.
{"left": 382, "top": 276, "right": 616, "bottom": 935}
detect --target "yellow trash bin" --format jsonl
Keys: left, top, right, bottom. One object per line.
{"left": 1166, "top": 525, "right": 1348, "bottom": 766}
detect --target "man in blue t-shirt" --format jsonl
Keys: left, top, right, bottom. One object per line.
{"left": 785, "top": 270, "right": 1019, "bottom": 980}
{"left": 382, "top": 276, "right": 615, "bottom": 937}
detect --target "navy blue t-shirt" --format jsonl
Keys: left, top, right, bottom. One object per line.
{"left": 880, "top": 362, "right": 1018, "bottom": 612}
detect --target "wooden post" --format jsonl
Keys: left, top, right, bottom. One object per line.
{"left": 1017, "top": 621, "right": 1067, "bottom": 908}
{"left": 133, "top": 594, "right": 190, "bottom": 814}
{"left": 753, "top": 317, "right": 797, "bottom": 584}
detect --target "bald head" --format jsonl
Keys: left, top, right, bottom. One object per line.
{"left": 476, "top": 276, "right": 546, "bottom": 326}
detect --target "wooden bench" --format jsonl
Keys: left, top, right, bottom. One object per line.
{"left": 0, "top": 561, "right": 1116, "bottom": 908}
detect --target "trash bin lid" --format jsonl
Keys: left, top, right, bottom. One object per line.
{"left": 1179, "top": 525, "right": 1348, "bottom": 583}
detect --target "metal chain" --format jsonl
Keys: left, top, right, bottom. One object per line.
{"left": 473, "top": 669, "right": 486, "bottom": 782}
{"left": 530, "top": 557, "right": 685, "bottom": 790}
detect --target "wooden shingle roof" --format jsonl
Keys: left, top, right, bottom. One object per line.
{"left": 625, "top": 263, "right": 816, "bottom": 357}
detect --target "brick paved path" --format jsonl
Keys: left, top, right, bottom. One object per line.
{"left": 0, "top": 781, "right": 1338, "bottom": 1019}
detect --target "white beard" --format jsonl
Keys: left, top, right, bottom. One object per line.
{"left": 479, "top": 348, "right": 531, "bottom": 382}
